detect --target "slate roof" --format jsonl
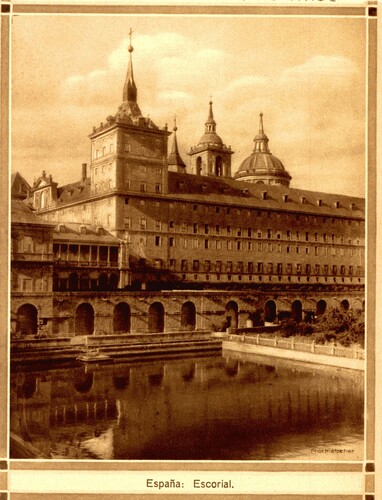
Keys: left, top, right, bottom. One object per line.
{"left": 11, "top": 200, "right": 55, "bottom": 226}
{"left": 53, "top": 223, "right": 120, "bottom": 244}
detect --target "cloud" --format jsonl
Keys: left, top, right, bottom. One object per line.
{"left": 283, "top": 55, "right": 357, "bottom": 80}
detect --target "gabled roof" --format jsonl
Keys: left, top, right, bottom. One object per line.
{"left": 11, "top": 172, "right": 31, "bottom": 200}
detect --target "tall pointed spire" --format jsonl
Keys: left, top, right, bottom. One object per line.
{"left": 205, "top": 100, "right": 217, "bottom": 134}
{"left": 168, "top": 116, "right": 186, "bottom": 173}
{"left": 254, "top": 112, "right": 270, "bottom": 153}
{"left": 123, "top": 28, "right": 137, "bottom": 103}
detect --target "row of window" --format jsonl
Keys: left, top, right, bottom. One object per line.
{"left": 123, "top": 198, "right": 363, "bottom": 226}
{"left": 124, "top": 218, "right": 362, "bottom": 245}
{"left": 124, "top": 180, "right": 162, "bottom": 193}
{"left": 149, "top": 235, "right": 362, "bottom": 256}
{"left": 143, "top": 258, "right": 363, "bottom": 276}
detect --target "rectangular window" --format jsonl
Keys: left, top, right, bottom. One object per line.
{"left": 248, "top": 262, "right": 253, "bottom": 273}
{"left": 237, "top": 241, "right": 241, "bottom": 250}
{"left": 204, "top": 260, "right": 211, "bottom": 272}
{"left": 340, "top": 265, "right": 346, "bottom": 275}
{"left": 277, "top": 263, "right": 283, "bottom": 275}
{"left": 155, "top": 220, "right": 161, "bottom": 231}
{"left": 140, "top": 182, "right": 146, "bottom": 192}
{"left": 286, "top": 263, "right": 293, "bottom": 274}
{"left": 257, "top": 231, "right": 262, "bottom": 239}
{"left": 193, "top": 239, "right": 199, "bottom": 249}
{"left": 349, "top": 266, "right": 353, "bottom": 275}
{"left": 237, "top": 227, "right": 242, "bottom": 237}
{"left": 215, "top": 225, "right": 220, "bottom": 235}
{"left": 258, "top": 242, "right": 263, "bottom": 251}
{"left": 216, "top": 240, "right": 221, "bottom": 250}
{"left": 296, "top": 246, "right": 300, "bottom": 254}
{"left": 181, "top": 222, "right": 187, "bottom": 232}
{"left": 305, "top": 232, "right": 309, "bottom": 241}
{"left": 248, "top": 241, "right": 253, "bottom": 251}
{"left": 155, "top": 236, "right": 161, "bottom": 246}
{"left": 237, "top": 261, "right": 244, "bottom": 273}
{"left": 332, "top": 265, "right": 337, "bottom": 275}
{"left": 169, "top": 237, "right": 175, "bottom": 247}
{"left": 247, "top": 228, "right": 252, "bottom": 238}
{"left": 181, "top": 260, "right": 188, "bottom": 271}
{"left": 124, "top": 217, "right": 131, "bottom": 229}
{"left": 296, "top": 231, "right": 300, "bottom": 240}
{"left": 193, "top": 223, "right": 198, "bottom": 234}
{"left": 140, "top": 218, "right": 146, "bottom": 230}
{"left": 306, "top": 247, "right": 310, "bottom": 254}
{"left": 277, "top": 243, "right": 281, "bottom": 253}
{"left": 226, "top": 261, "right": 233, "bottom": 272}
{"left": 205, "top": 224, "right": 209, "bottom": 234}
{"left": 193, "top": 260, "right": 199, "bottom": 271}
{"left": 257, "top": 262, "right": 263, "bottom": 273}
{"left": 296, "top": 263, "right": 301, "bottom": 274}
{"left": 169, "top": 259, "right": 176, "bottom": 269}
{"left": 324, "top": 265, "right": 329, "bottom": 275}
{"left": 315, "top": 233, "right": 318, "bottom": 242}
{"left": 155, "top": 183, "right": 161, "bottom": 193}
{"left": 227, "top": 226, "right": 231, "bottom": 235}
{"left": 287, "top": 230, "right": 291, "bottom": 239}
{"left": 315, "top": 264, "right": 320, "bottom": 275}
{"left": 268, "top": 242, "right": 273, "bottom": 252}
{"left": 306, "top": 264, "right": 311, "bottom": 275}
{"left": 205, "top": 239, "right": 209, "bottom": 249}
{"left": 267, "top": 229, "right": 272, "bottom": 239}
{"left": 267, "top": 262, "right": 273, "bottom": 274}
{"left": 227, "top": 241, "right": 232, "bottom": 250}
{"left": 169, "top": 221, "right": 175, "bottom": 230}
{"left": 216, "top": 261, "right": 222, "bottom": 272}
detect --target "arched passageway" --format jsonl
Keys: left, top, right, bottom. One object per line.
{"left": 16, "top": 304, "right": 38, "bottom": 336}
{"left": 341, "top": 299, "right": 350, "bottom": 311}
{"left": 291, "top": 300, "right": 303, "bottom": 322}
{"left": 75, "top": 303, "right": 94, "bottom": 335}
{"left": 264, "top": 300, "right": 277, "bottom": 323}
{"left": 181, "top": 301, "right": 196, "bottom": 331}
{"left": 316, "top": 300, "right": 327, "bottom": 317}
{"left": 225, "top": 301, "right": 238, "bottom": 329}
{"left": 113, "top": 302, "right": 131, "bottom": 333}
{"left": 148, "top": 302, "right": 165, "bottom": 333}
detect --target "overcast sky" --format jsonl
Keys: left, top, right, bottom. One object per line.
{"left": 11, "top": 14, "right": 366, "bottom": 197}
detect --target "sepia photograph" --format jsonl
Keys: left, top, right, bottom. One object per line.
{"left": 2, "top": 1, "right": 379, "bottom": 497}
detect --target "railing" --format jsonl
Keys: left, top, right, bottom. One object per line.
{"left": 226, "top": 333, "right": 365, "bottom": 360}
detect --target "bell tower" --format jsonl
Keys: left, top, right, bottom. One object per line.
{"left": 188, "top": 101, "right": 233, "bottom": 178}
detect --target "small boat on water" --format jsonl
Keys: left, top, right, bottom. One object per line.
{"left": 76, "top": 348, "right": 112, "bottom": 363}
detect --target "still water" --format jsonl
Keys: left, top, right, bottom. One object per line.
{"left": 10, "top": 353, "right": 364, "bottom": 461}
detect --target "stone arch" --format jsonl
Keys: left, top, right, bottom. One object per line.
{"left": 16, "top": 304, "right": 38, "bottom": 336}
{"left": 69, "top": 272, "right": 79, "bottom": 291}
{"left": 264, "top": 300, "right": 277, "bottom": 323}
{"left": 75, "top": 303, "right": 94, "bottom": 335}
{"left": 341, "top": 299, "right": 350, "bottom": 311}
{"left": 196, "top": 157, "right": 202, "bottom": 175}
{"left": 316, "top": 299, "right": 327, "bottom": 316}
{"left": 99, "top": 273, "right": 109, "bottom": 291}
{"left": 291, "top": 300, "right": 303, "bottom": 322}
{"left": 181, "top": 301, "right": 196, "bottom": 331}
{"left": 215, "top": 156, "right": 223, "bottom": 176}
{"left": 148, "top": 302, "right": 165, "bottom": 333}
{"left": 225, "top": 301, "right": 238, "bottom": 329}
{"left": 113, "top": 302, "right": 131, "bottom": 334}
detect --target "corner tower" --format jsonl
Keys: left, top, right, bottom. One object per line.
{"left": 234, "top": 113, "right": 291, "bottom": 187}
{"left": 88, "top": 29, "right": 171, "bottom": 198}
{"left": 188, "top": 101, "right": 233, "bottom": 177}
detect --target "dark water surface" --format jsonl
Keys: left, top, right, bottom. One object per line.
{"left": 10, "top": 353, "right": 364, "bottom": 460}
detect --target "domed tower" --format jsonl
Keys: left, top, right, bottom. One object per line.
{"left": 168, "top": 117, "right": 186, "bottom": 173}
{"left": 189, "top": 101, "right": 233, "bottom": 178}
{"left": 234, "top": 113, "right": 291, "bottom": 187}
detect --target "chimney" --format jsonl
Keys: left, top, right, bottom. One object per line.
{"left": 82, "top": 163, "right": 87, "bottom": 182}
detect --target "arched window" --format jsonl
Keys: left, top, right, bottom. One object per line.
{"left": 196, "top": 157, "right": 202, "bottom": 176}
{"left": 16, "top": 304, "right": 38, "bottom": 336}
{"left": 215, "top": 156, "right": 223, "bottom": 176}
{"left": 148, "top": 302, "right": 165, "bottom": 333}
{"left": 113, "top": 302, "right": 131, "bottom": 334}
{"left": 181, "top": 301, "right": 196, "bottom": 331}
{"left": 75, "top": 303, "right": 94, "bottom": 335}
{"left": 264, "top": 300, "right": 277, "bottom": 323}
{"left": 316, "top": 300, "right": 327, "bottom": 316}
{"left": 291, "top": 300, "right": 303, "bottom": 323}
{"left": 225, "top": 301, "right": 239, "bottom": 329}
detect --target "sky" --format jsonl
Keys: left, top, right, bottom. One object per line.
{"left": 11, "top": 14, "right": 367, "bottom": 197}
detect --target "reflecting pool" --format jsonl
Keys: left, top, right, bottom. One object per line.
{"left": 10, "top": 353, "right": 364, "bottom": 460}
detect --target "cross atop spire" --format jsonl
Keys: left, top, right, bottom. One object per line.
{"left": 254, "top": 112, "right": 270, "bottom": 153}
{"left": 205, "top": 100, "right": 216, "bottom": 134}
{"left": 123, "top": 28, "right": 137, "bottom": 103}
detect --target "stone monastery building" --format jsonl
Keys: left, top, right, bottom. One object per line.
{"left": 11, "top": 36, "right": 365, "bottom": 337}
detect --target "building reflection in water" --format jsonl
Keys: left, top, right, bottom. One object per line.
{"left": 10, "top": 354, "right": 364, "bottom": 460}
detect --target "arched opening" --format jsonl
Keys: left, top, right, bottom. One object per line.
{"left": 291, "top": 300, "right": 303, "bottom": 322}
{"left": 316, "top": 300, "right": 327, "bottom": 316}
{"left": 196, "top": 157, "right": 202, "bottom": 176}
{"left": 181, "top": 301, "right": 196, "bottom": 331}
{"left": 99, "top": 273, "right": 109, "bottom": 291}
{"left": 264, "top": 300, "right": 277, "bottom": 323}
{"left": 113, "top": 302, "right": 131, "bottom": 333}
{"left": 215, "top": 156, "right": 223, "bottom": 176}
{"left": 73, "top": 370, "right": 94, "bottom": 393}
{"left": 16, "top": 304, "right": 38, "bottom": 336}
{"left": 109, "top": 273, "right": 119, "bottom": 290}
{"left": 75, "top": 303, "right": 94, "bottom": 335}
{"left": 148, "top": 302, "right": 165, "bottom": 333}
{"left": 225, "top": 301, "right": 238, "bottom": 329}
{"left": 69, "top": 272, "right": 78, "bottom": 291}
{"left": 341, "top": 299, "right": 350, "bottom": 311}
